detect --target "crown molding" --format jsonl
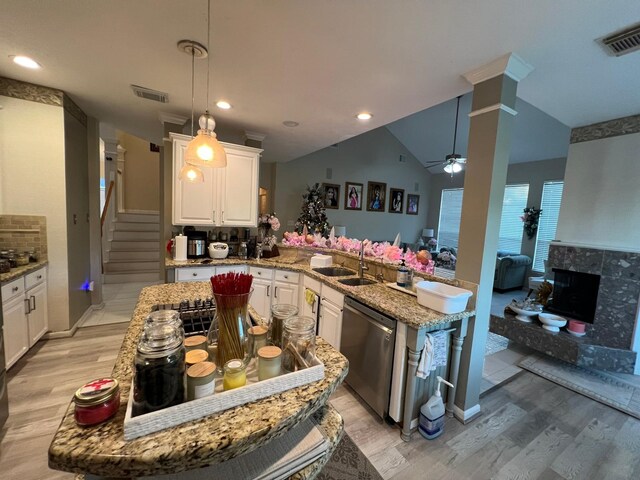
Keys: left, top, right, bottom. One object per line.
{"left": 158, "top": 112, "right": 188, "bottom": 126}
{"left": 463, "top": 53, "right": 534, "bottom": 85}
{"left": 468, "top": 102, "right": 518, "bottom": 118}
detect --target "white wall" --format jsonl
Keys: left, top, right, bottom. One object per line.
{"left": 274, "top": 127, "right": 431, "bottom": 242}
{"left": 556, "top": 132, "right": 640, "bottom": 251}
{"left": 0, "top": 96, "right": 70, "bottom": 331}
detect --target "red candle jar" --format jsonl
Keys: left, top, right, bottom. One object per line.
{"left": 73, "top": 378, "right": 121, "bottom": 426}
{"left": 568, "top": 320, "right": 586, "bottom": 333}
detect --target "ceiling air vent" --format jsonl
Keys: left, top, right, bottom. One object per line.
{"left": 600, "top": 23, "right": 640, "bottom": 57}
{"left": 131, "top": 85, "right": 169, "bottom": 103}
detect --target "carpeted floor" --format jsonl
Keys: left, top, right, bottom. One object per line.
{"left": 520, "top": 353, "right": 640, "bottom": 419}
{"left": 317, "top": 433, "right": 383, "bottom": 480}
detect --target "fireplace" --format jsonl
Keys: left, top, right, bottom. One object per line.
{"left": 547, "top": 268, "right": 600, "bottom": 324}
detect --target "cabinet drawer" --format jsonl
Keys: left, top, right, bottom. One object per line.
{"left": 176, "top": 267, "right": 216, "bottom": 282}
{"left": 322, "top": 285, "right": 344, "bottom": 309}
{"left": 1, "top": 278, "right": 25, "bottom": 303}
{"left": 274, "top": 270, "right": 299, "bottom": 284}
{"left": 215, "top": 265, "right": 248, "bottom": 275}
{"left": 25, "top": 267, "right": 47, "bottom": 290}
{"left": 303, "top": 275, "right": 322, "bottom": 294}
{"left": 249, "top": 266, "right": 274, "bottom": 280}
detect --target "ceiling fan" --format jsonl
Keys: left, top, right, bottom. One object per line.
{"left": 424, "top": 94, "right": 467, "bottom": 177}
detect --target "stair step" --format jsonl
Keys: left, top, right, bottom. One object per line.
{"left": 117, "top": 212, "right": 159, "bottom": 224}
{"left": 114, "top": 222, "right": 159, "bottom": 232}
{"left": 103, "top": 272, "right": 160, "bottom": 284}
{"left": 108, "top": 250, "right": 160, "bottom": 261}
{"left": 112, "top": 230, "right": 159, "bottom": 241}
{"left": 110, "top": 240, "right": 159, "bottom": 251}
{"left": 103, "top": 261, "right": 160, "bottom": 273}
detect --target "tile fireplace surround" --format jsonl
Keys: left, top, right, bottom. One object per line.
{"left": 491, "top": 243, "right": 640, "bottom": 374}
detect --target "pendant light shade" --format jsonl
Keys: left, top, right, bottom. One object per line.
{"left": 444, "top": 162, "right": 462, "bottom": 174}
{"left": 178, "top": 163, "right": 205, "bottom": 183}
{"left": 185, "top": 112, "right": 227, "bottom": 167}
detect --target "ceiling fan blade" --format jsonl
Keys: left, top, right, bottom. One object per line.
{"left": 424, "top": 160, "right": 445, "bottom": 166}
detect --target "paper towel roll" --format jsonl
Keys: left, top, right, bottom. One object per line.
{"left": 174, "top": 234, "right": 187, "bottom": 261}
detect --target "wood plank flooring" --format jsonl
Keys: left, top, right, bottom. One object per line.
{"left": 2, "top": 321, "right": 640, "bottom": 479}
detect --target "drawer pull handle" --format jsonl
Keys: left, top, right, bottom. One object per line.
{"left": 37, "top": 275, "right": 42, "bottom": 279}
{"left": 25, "top": 298, "right": 31, "bottom": 314}
{"left": 192, "top": 272, "right": 198, "bottom": 276}
{"left": 12, "top": 286, "right": 18, "bottom": 292}
{"left": 31, "top": 295, "right": 36, "bottom": 311}
{"left": 257, "top": 272, "right": 261, "bottom": 275}
{"left": 284, "top": 275, "right": 288, "bottom": 279}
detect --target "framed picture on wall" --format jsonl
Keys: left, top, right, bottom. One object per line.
{"left": 344, "top": 182, "right": 363, "bottom": 210}
{"left": 366, "top": 181, "right": 386, "bottom": 212}
{"left": 322, "top": 183, "right": 340, "bottom": 209}
{"left": 406, "top": 194, "right": 420, "bottom": 215}
{"left": 389, "top": 188, "right": 404, "bottom": 214}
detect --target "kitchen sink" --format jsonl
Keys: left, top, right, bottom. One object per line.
{"left": 312, "top": 267, "right": 356, "bottom": 277}
{"left": 338, "top": 277, "right": 377, "bottom": 286}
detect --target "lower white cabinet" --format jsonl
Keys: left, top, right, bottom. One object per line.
{"left": 251, "top": 276, "right": 273, "bottom": 319}
{"left": 2, "top": 266, "right": 48, "bottom": 370}
{"left": 319, "top": 286, "right": 344, "bottom": 350}
{"left": 248, "top": 267, "right": 300, "bottom": 320}
{"left": 175, "top": 264, "right": 248, "bottom": 283}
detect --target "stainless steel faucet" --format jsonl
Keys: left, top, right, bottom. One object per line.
{"left": 358, "top": 242, "right": 369, "bottom": 279}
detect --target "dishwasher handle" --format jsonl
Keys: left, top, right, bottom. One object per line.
{"left": 344, "top": 303, "right": 394, "bottom": 336}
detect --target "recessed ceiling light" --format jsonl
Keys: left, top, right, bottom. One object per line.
{"left": 283, "top": 121, "right": 299, "bottom": 127}
{"left": 216, "top": 100, "right": 231, "bottom": 110}
{"left": 356, "top": 112, "right": 372, "bottom": 120}
{"left": 10, "top": 55, "right": 41, "bottom": 69}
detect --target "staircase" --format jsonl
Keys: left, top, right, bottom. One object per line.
{"left": 103, "top": 212, "right": 161, "bottom": 284}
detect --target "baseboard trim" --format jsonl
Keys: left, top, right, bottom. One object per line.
{"left": 44, "top": 304, "right": 96, "bottom": 339}
{"left": 453, "top": 403, "right": 481, "bottom": 423}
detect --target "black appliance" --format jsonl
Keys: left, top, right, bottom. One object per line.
{"left": 186, "top": 231, "right": 207, "bottom": 259}
{"left": 1, "top": 288, "right": 8, "bottom": 429}
{"left": 547, "top": 268, "right": 600, "bottom": 323}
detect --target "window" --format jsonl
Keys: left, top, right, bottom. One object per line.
{"left": 533, "top": 181, "right": 564, "bottom": 272}
{"left": 497, "top": 184, "right": 530, "bottom": 253}
{"left": 437, "top": 188, "right": 464, "bottom": 248}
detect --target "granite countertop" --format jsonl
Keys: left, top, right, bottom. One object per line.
{"left": 0, "top": 259, "right": 48, "bottom": 284}
{"left": 48, "top": 282, "right": 349, "bottom": 478}
{"left": 166, "top": 253, "right": 475, "bottom": 329}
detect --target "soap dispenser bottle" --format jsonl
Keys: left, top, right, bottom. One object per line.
{"left": 419, "top": 376, "right": 454, "bottom": 440}
{"left": 397, "top": 259, "right": 409, "bottom": 287}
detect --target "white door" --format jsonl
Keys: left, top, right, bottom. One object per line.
{"left": 218, "top": 144, "right": 260, "bottom": 227}
{"left": 273, "top": 281, "right": 299, "bottom": 309}
{"left": 26, "top": 282, "right": 48, "bottom": 347}
{"left": 3, "top": 295, "right": 29, "bottom": 369}
{"left": 250, "top": 278, "right": 272, "bottom": 320}
{"left": 319, "top": 300, "right": 342, "bottom": 350}
{"left": 172, "top": 134, "right": 217, "bottom": 225}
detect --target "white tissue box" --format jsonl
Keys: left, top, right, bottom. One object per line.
{"left": 309, "top": 254, "right": 333, "bottom": 268}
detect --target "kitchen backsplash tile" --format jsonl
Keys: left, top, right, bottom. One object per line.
{"left": 0, "top": 214, "right": 48, "bottom": 260}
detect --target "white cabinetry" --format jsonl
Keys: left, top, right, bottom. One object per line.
{"left": 249, "top": 267, "right": 301, "bottom": 320}
{"left": 2, "top": 267, "right": 48, "bottom": 370}
{"left": 301, "top": 275, "right": 321, "bottom": 320}
{"left": 273, "top": 270, "right": 299, "bottom": 307}
{"left": 171, "top": 133, "right": 262, "bottom": 227}
{"left": 175, "top": 265, "right": 248, "bottom": 283}
{"left": 319, "top": 286, "right": 344, "bottom": 350}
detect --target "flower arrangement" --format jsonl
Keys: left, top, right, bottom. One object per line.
{"left": 427, "top": 237, "right": 438, "bottom": 249}
{"left": 282, "top": 231, "right": 435, "bottom": 273}
{"left": 258, "top": 212, "right": 280, "bottom": 250}
{"left": 521, "top": 206, "right": 542, "bottom": 240}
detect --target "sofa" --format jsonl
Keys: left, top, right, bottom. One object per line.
{"left": 493, "top": 250, "right": 532, "bottom": 292}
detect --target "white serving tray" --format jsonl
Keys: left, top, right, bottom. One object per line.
{"left": 124, "top": 357, "right": 325, "bottom": 440}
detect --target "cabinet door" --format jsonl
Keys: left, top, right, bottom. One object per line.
{"left": 3, "top": 295, "right": 29, "bottom": 369}
{"left": 172, "top": 134, "right": 217, "bottom": 225}
{"left": 301, "top": 292, "right": 318, "bottom": 320}
{"left": 319, "top": 300, "right": 342, "bottom": 350}
{"left": 273, "top": 280, "right": 299, "bottom": 309}
{"left": 218, "top": 144, "right": 260, "bottom": 227}
{"left": 27, "top": 282, "right": 48, "bottom": 347}
{"left": 250, "top": 278, "right": 272, "bottom": 320}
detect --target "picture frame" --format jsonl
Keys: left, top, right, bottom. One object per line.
{"left": 321, "top": 183, "right": 340, "bottom": 209}
{"left": 366, "top": 181, "right": 387, "bottom": 212}
{"left": 389, "top": 188, "right": 404, "bottom": 214}
{"left": 406, "top": 194, "right": 420, "bottom": 215}
{"left": 344, "top": 182, "right": 363, "bottom": 210}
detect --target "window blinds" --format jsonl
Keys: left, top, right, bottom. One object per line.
{"left": 497, "top": 184, "right": 530, "bottom": 253}
{"left": 437, "top": 188, "right": 464, "bottom": 248}
{"left": 533, "top": 181, "right": 564, "bottom": 272}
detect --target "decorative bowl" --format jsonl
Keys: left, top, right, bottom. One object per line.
{"left": 538, "top": 312, "right": 567, "bottom": 332}
{"left": 509, "top": 304, "right": 541, "bottom": 323}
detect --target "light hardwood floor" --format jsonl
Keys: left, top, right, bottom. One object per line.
{"left": 2, "top": 322, "right": 640, "bottom": 480}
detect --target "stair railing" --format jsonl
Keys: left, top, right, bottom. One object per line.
{"left": 101, "top": 180, "right": 115, "bottom": 237}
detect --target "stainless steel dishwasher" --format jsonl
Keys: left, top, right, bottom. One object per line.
{"left": 340, "top": 297, "right": 396, "bottom": 418}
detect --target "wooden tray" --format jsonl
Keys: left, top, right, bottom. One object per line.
{"left": 124, "top": 357, "right": 324, "bottom": 440}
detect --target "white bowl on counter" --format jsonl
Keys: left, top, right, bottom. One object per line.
{"left": 415, "top": 281, "right": 473, "bottom": 314}
{"left": 208, "top": 242, "right": 229, "bottom": 259}
{"left": 509, "top": 305, "right": 540, "bottom": 323}
{"left": 538, "top": 312, "right": 567, "bottom": 333}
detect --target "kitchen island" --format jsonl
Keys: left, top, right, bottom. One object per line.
{"left": 48, "top": 282, "right": 349, "bottom": 479}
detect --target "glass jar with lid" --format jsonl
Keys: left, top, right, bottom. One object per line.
{"left": 73, "top": 378, "right": 120, "bottom": 426}
{"left": 133, "top": 323, "right": 186, "bottom": 416}
{"left": 282, "top": 316, "right": 316, "bottom": 372}
{"left": 15, "top": 252, "right": 29, "bottom": 266}
{"left": 145, "top": 310, "right": 184, "bottom": 340}
{"left": 270, "top": 304, "right": 299, "bottom": 349}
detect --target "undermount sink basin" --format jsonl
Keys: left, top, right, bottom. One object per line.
{"left": 338, "top": 277, "right": 377, "bottom": 286}
{"left": 312, "top": 267, "right": 356, "bottom": 277}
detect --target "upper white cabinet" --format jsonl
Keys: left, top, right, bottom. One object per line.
{"left": 171, "top": 133, "right": 262, "bottom": 227}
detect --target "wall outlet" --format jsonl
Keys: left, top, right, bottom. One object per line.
{"left": 88, "top": 280, "right": 95, "bottom": 292}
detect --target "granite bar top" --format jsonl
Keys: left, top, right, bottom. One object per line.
{"left": 166, "top": 252, "right": 475, "bottom": 330}
{"left": 0, "top": 259, "right": 48, "bottom": 284}
{"left": 48, "top": 282, "right": 349, "bottom": 478}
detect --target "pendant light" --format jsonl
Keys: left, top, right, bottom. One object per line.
{"left": 185, "top": 0, "right": 227, "bottom": 168}
{"left": 443, "top": 95, "right": 467, "bottom": 177}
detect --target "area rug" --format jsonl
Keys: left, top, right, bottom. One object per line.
{"left": 519, "top": 353, "right": 640, "bottom": 419}
{"left": 317, "top": 433, "right": 383, "bottom": 480}
{"left": 485, "top": 331, "right": 510, "bottom": 356}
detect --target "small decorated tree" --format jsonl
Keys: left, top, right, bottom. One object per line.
{"left": 295, "top": 183, "right": 331, "bottom": 236}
